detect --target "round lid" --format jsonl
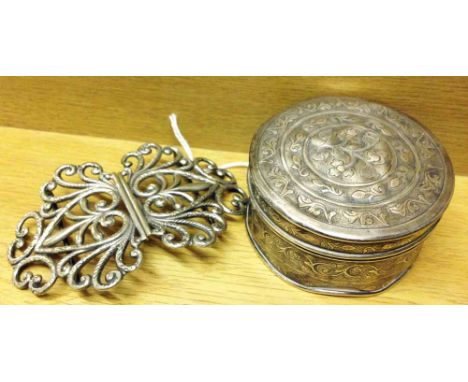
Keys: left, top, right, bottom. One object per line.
{"left": 249, "top": 96, "right": 454, "bottom": 243}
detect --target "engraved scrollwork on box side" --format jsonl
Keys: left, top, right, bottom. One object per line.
{"left": 248, "top": 206, "right": 421, "bottom": 292}
{"left": 250, "top": 183, "right": 428, "bottom": 254}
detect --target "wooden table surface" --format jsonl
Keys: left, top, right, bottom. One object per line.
{"left": 1, "top": 127, "right": 467, "bottom": 304}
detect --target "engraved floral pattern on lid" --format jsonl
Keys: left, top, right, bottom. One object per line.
{"left": 249, "top": 96, "right": 454, "bottom": 242}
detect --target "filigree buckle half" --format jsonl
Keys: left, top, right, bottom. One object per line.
{"left": 7, "top": 143, "right": 248, "bottom": 295}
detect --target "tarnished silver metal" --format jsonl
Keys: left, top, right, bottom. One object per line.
{"left": 247, "top": 96, "right": 455, "bottom": 295}
{"left": 7, "top": 143, "right": 248, "bottom": 295}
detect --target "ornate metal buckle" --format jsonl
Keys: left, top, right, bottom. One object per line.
{"left": 7, "top": 143, "right": 248, "bottom": 295}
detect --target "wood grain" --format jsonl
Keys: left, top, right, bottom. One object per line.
{"left": 0, "top": 77, "right": 467, "bottom": 174}
{"left": 1, "top": 127, "right": 467, "bottom": 304}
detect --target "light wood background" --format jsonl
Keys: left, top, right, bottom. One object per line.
{"left": 0, "top": 77, "right": 467, "bottom": 304}
{"left": 0, "top": 77, "right": 467, "bottom": 175}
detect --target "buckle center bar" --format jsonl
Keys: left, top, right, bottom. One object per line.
{"left": 113, "top": 172, "right": 152, "bottom": 240}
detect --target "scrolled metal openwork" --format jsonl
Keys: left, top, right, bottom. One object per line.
{"left": 7, "top": 143, "right": 248, "bottom": 295}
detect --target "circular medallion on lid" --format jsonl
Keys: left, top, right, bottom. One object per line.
{"left": 249, "top": 96, "right": 454, "bottom": 242}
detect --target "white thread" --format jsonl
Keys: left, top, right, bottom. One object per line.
{"left": 219, "top": 161, "right": 249, "bottom": 170}
{"left": 168, "top": 113, "right": 249, "bottom": 170}
{"left": 169, "top": 113, "right": 194, "bottom": 160}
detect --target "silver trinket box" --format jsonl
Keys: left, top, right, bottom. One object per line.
{"left": 246, "top": 96, "right": 454, "bottom": 295}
